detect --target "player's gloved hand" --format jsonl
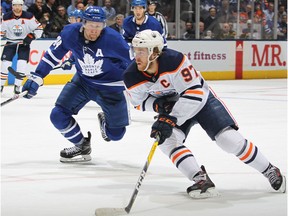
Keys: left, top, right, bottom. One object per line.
{"left": 23, "top": 33, "right": 36, "bottom": 45}
{"left": 22, "top": 72, "right": 43, "bottom": 99}
{"left": 150, "top": 114, "right": 177, "bottom": 144}
{"left": 61, "top": 59, "right": 74, "bottom": 70}
{"left": 153, "top": 94, "right": 179, "bottom": 114}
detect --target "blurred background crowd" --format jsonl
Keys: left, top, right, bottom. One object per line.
{"left": 1, "top": 0, "right": 287, "bottom": 40}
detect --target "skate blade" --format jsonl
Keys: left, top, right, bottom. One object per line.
{"left": 60, "top": 155, "right": 91, "bottom": 163}
{"left": 278, "top": 175, "right": 286, "bottom": 193}
{"left": 188, "top": 187, "right": 220, "bottom": 199}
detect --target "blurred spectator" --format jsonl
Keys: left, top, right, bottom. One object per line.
{"left": 76, "top": 2, "right": 85, "bottom": 11}
{"left": 2, "top": 0, "right": 12, "bottom": 14}
{"left": 0, "top": 6, "right": 3, "bottom": 23}
{"left": 39, "top": 16, "right": 58, "bottom": 38}
{"left": 84, "top": 0, "right": 95, "bottom": 10}
{"left": 204, "top": 30, "right": 213, "bottom": 39}
{"left": 277, "top": 14, "right": 287, "bottom": 40}
{"left": 102, "top": 0, "right": 116, "bottom": 25}
{"left": 27, "top": 0, "right": 44, "bottom": 21}
{"left": 277, "top": 5, "right": 287, "bottom": 21}
{"left": 217, "top": 0, "right": 234, "bottom": 23}
{"left": 49, "top": 5, "right": 69, "bottom": 36}
{"left": 204, "top": 7, "right": 221, "bottom": 37}
{"left": 182, "top": 20, "right": 194, "bottom": 39}
{"left": 42, "top": 0, "right": 57, "bottom": 21}
{"left": 67, "top": 0, "right": 82, "bottom": 15}
{"left": 68, "top": 9, "right": 83, "bottom": 23}
{"left": 146, "top": 0, "right": 168, "bottom": 38}
{"left": 217, "top": 22, "right": 236, "bottom": 39}
{"left": 240, "top": 19, "right": 258, "bottom": 39}
{"left": 109, "top": 14, "right": 124, "bottom": 35}
{"left": 25, "top": 0, "right": 35, "bottom": 8}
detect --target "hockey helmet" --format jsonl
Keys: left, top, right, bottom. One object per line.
{"left": 132, "top": 29, "right": 164, "bottom": 54}
{"left": 131, "top": 0, "right": 147, "bottom": 8}
{"left": 69, "top": 9, "right": 83, "bottom": 19}
{"left": 82, "top": 6, "right": 106, "bottom": 22}
{"left": 12, "top": 0, "right": 24, "bottom": 5}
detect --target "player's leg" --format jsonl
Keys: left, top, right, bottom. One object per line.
{"left": 15, "top": 45, "right": 30, "bottom": 94}
{"left": 50, "top": 76, "right": 90, "bottom": 162}
{"left": 158, "top": 127, "right": 219, "bottom": 198}
{"left": 95, "top": 90, "right": 129, "bottom": 141}
{"left": 199, "top": 91, "right": 286, "bottom": 192}
{"left": 1, "top": 45, "right": 15, "bottom": 93}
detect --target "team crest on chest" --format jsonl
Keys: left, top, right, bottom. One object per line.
{"left": 78, "top": 47, "right": 104, "bottom": 77}
{"left": 12, "top": 25, "right": 23, "bottom": 37}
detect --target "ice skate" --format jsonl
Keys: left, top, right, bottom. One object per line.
{"left": 263, "top": 164, "right": 286, "bottom": 193}
{"left": 187, "top": 165, "right": 220, "bottom": 199}
{"left": 98, "top": 112, "right": 111, "bottom": 142}
{"left": 60, "top": 131, "right": 92, "bottom": 163}
{"left": 13, "top": 85, "right": 21, "bottom": 95}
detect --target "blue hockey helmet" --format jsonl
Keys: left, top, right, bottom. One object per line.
{"left": 82, "top": 6, "right": 106, "bottom": 22}
{"left": 69, "top": 9, "right": 83, "bottom": 18}
{"left": 131, "top": 0, "right": 147, "bottom": 8}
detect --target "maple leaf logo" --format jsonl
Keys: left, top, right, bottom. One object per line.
{"left": 78, "top": 54, "right": 104, "bottom": 77}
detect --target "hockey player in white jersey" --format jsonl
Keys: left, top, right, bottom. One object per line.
{"left": 0, "top": 0, "right": 43, "bottom": 94}
{"left": 21, "top": 6, "right": 131, "bottom": 163}
{"left": 123, "top": 30, "right": 286, "bottom": 198}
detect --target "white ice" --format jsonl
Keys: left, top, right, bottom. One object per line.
{"left": 1, "top": 79, "right": 287, "bottom": 216}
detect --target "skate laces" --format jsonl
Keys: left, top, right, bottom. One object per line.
{"left": 64, "top": 146, "right": 81, "bottom": 155}
{"left": 264, "top": 166, "right": 280, "bottom": 185}
{"left": 193, "top": 172, "right": 207, "bottom": 183}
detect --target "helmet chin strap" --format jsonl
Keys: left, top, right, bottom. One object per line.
{"left": 143, "top": 52, "right": 159, "bottom": 72}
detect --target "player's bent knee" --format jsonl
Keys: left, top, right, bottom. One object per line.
{"left": 106, "top": 127, "right": 126, "bottom": 141}
{"left": 50, "top": 106, "right": 72, "bottom": 129}
{"left": 215, "top": 126, "right": 245, "bottom": 154}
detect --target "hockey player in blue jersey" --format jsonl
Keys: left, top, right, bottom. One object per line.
{"left": 123, "top": 30, "right": 286, "bottom": 198}
{"left": 22, "top": 6, "right": 131, "bottom": 163}
{"left": 123, "top": 0, "right": 167, "bottom": 46}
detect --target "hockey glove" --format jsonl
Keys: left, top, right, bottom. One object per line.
{"left": 61, "top": 59, "right": 74, "bottom": 70}
{"left": 153, "top": 94, "right": 179, "bottom": 114}
{"left": 150, "top": 114, "right": 177, "bottom": 144}
{"left": 23, "top": 33, "right": 36, "bottom": 45}
{"left": 22, "top": 72, "right": 43, "bottom": 99}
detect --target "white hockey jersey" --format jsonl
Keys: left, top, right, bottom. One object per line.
{"left": 123, "top": 48, "right": 210, "bottom": 126}
{"left": 1, "top": 11, "right": 43, "bottom": 42}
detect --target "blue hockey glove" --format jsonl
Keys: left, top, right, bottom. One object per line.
{"left": 22, "top": 72, "right": 43, "bottom": 99}
{"left": 61, "top": 59, "right": 74, "bottom": 70}
{"left": 23, "top": 33, "right": 35, "bottom": 45}
{"left": 153, "top": 94, "right": 179, "bottom": 114}
{"left": 150, "top": 114, "right": 177, "bottom": 144}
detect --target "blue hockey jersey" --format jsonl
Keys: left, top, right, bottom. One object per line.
{"left": 123, "top": 14, "right": 167, "bottom": 46}
{"left": 35, "top": 23, "right": 131, "bottom": 92}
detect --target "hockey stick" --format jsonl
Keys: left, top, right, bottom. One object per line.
{"left": 8, "top": 67, "right": 26, "bottom": 79}
{"left": 1, "top": 41, "right": 23, "bottom": 47}
{"left": 95, "top": 135, "right": 160, "bottom": 216}
{"left": 1, "top": 90, "right": 28, "bottom": 107}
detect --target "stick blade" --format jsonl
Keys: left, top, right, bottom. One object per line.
{"left": 95, "top": 208, "right": 127, "bottom": 216}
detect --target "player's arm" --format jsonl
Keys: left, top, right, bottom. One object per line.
{"left": 22, "top": 35, "right": 69, "bottom": 98}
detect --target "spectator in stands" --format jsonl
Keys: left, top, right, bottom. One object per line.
{"left": 76, "top": 2, "right": 85, "bottom": 11}
{"left": 102, "top": 0, "right": 116, "bottom": 25}
{"left": 67, "top": 0, "right": 82, "bottom": 15}
{"left": 84, "top": 0, "right": 95, "bottom": 10}
{"left": 2, "top": 0, "right": 12, "bottom": 14}
{"left": 203, "top": 30, "right": 213, "bottom": 39}
{"left": 182, "top": 20, "right": 194, "bottom": 39}
{"left": 27, "top": 0, "right": 44, "bottom": 21}
{"left": 49, "top": 5, "right": 69, "bottom": 36}
{"left": 217, "top": 0, "right": 233, "bottom": 23}
{"left": 204, "top": 7, "right": 221, "bottom": 38}
{"left": 42, "top": 0, "right": 57, "bottom": 21}
{"left": 217, "top": 22, "right": 235, "bottom": 39}
{"left": 277, "top": 14, "right": 287, "bottom": 40}
{"left": 240, "top": 19, "right": 258, "bottom": 39}
{"left": 277, "top": 5, "right": 287, "bottom": 22}
{"left": 25, "top": 0, "right": 35, "bottom": 8}
{"left": 109, "top": 14, "right": 124, "bottom": 35}
{"left": 39, "top": 16, "right": 58, "bottom": 38}
{"left": 146, "top": 0, "right": 168, "bottom": 38}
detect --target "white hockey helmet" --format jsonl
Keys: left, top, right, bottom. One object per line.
{"left": 132, "top": 29, "right": 164, "bottom": 54}
{"left": 12, "top": 0, "right": 24, "bottom": 5}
